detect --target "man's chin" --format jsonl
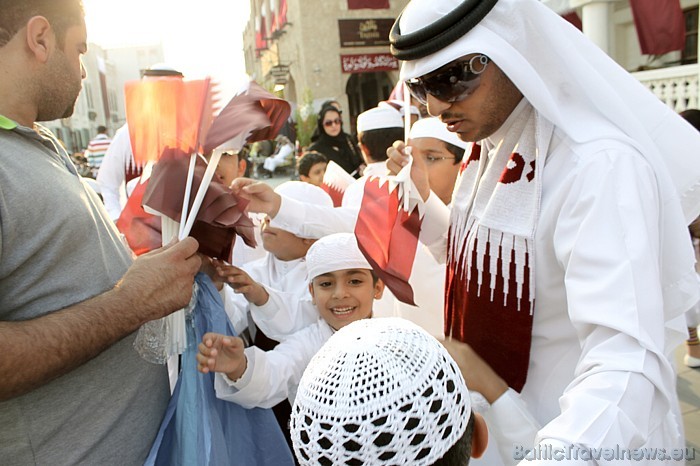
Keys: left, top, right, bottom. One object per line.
{"left": 61, "top": 105, "right": 76, "bottom": 119}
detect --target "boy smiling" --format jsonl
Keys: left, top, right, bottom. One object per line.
{"left": 196, "top": 233, "right": 384, "bottom": 408}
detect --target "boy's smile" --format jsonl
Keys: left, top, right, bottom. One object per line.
{"left": 310, "top": 269, "right": 384, "bottom": 331}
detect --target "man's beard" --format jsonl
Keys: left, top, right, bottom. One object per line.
{"left": 60, "top": 101, "right": 77, "bottom": 119}
{"left": 36, "top": 53, "right": 81, "bottom": 122}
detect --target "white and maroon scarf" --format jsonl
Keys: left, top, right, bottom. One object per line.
{"left": 445, "top": 101, "right": 553, "bottom": 391}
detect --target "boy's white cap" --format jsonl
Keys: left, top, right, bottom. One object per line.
{"left": 378, "top": 99, "right": 421, "bottom": 116}
{"left": 356, "top": 106, "right": 404, "bottom": 133}
{"left": 409, "top": 117, "right": 469, "bottom": 150}
{"left": 290, "top": 317, "right": 471, "bottom": 465}
{"left": 270, "top": 181, "right": 333, "bottom": 238}
{"left": 305, "top": 233, "right": 371, "bottom": 282}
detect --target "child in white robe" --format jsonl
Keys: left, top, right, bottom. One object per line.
{"left": 217, "top": 181, "right": 332, "bottom": 340}
{"left": 197, "top": 233, "right": 385, "bottom": 409}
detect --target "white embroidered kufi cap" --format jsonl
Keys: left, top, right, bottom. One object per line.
{"left": 269, "top": 181, "right": 333, "bottom": 238}
{"left": 290, "top": 317, "right": 471, "bottom": 465}
{"left": 409, "top": 117, "right": 469, "bottom": 150}
{"left": 305, "top": 233, "right": 370, "bottom": 282}
{"left": 356, "top": 106, "right": 404, "bottom": 133}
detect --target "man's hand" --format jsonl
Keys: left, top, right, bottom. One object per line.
{"left": 196, "top": 332, "right": 247, "bottom": 381}
{"left": 213, "top": 259, "right": 269, "bottom": 306}
{"left": 230, "top": 177, "right": 282, "bottom": 217}
{"left": 115, "top": 237, "right": 202, "bottom": 323}
{"left": 441, "top": 338, "right": 508, "bottom": 404}
{"left": 386, "top": 141, "right": 430, "bottom": 201}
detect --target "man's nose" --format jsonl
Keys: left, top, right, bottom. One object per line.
{"left": 426, "top": 94, "right": 451, "bottom": 117}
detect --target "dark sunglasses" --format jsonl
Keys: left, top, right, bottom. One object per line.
{"left": 406, "top": 54, "right": 490, "bottom": 105}
{"left": 323, "top": 118, "right": 342, "bottom": 127}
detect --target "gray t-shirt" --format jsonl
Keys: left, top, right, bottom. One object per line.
{"left": 0, "top": 124, "right": 170, "bottom": 465}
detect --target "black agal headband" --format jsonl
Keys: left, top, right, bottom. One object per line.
{"left": 389, "top": 0, "right": 498, "bottom": 60}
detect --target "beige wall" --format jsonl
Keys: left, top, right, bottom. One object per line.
{"left": 245, "top": 0, "right": 407, "bottom": 119}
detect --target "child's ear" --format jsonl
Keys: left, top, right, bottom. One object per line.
{"left": 373, "top": 278, "right": 385, "bottom": 300}
{"left": 299, "top": 174, "right": 310, "bottom": 183}
{"left": 308, "top": 282, "right": 315, "bottom": 304}
{"left": 470, "top": 413, "right": 488, "bottom": 459}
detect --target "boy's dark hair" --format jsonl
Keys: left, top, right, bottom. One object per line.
{"left": 96, "top": 125, "right": 107, "bottom": 134}
{"left": 444, "top": 141, "right": 466, "bottom": 164}
{"left": 432, "top": 412, "right": 475, "bottom": 465}
{"left": 0, "top": 0, "right": 85, "bottom": 48}
{"left": 357, "top": 127, "right": 405, "bottom": 163}
{"left": 680, "top": 109, "right": 700, "bottom": 133}
{"left": 297, "top": 151, "right": 328, "bottom": 177}
{"left": 370, "top": 269, "right": 380, "bottom": 285}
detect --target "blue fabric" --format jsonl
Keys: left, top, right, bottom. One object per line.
{"left": 145, "top": 274, "right": 295, "bottom": 466}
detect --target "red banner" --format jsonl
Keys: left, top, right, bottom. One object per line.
{"left": 630, "top": 0, "right": 685, "bottom": 55}
{"left": 348, "top": 0, "right": 389, "bottom": 9}
{"left": 341, "top": 53, "right": 398, "bottom": 74}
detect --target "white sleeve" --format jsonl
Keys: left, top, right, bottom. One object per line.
{"left": 523, "top": 150, "right": 682, "bottom": 463}
{"left": 483, "top": 389, "right": 541, "bottom": 466}
{"left": 250, "top": 285, "right": 318, "bottom": 340}
{"left": 221, "top": 285, "right": 251, "bottom": 336}
{"left": 418, "top": 190, "right": 451, "bottom": 264}
{"left": 213, "top": 324, "right": 325, "bottom": 408}
{"left": 96, "top": 126, "right": 130, "bottom": 221}
{"left": 272, "top": 196, "right": 356, "bottom": 238}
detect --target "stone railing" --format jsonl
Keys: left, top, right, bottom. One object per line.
{"left": 632, "top": 64, "right": 699, "bottom": 112}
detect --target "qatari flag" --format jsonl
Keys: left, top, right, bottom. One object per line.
{"left": 348, "top": 0, "right": 389, "bottom": 9}
{"left": 630, "top": 0, "right": 685, "bottom": 55}
{"left": 321, "top": 160, "right": 355, "bottom": 207}
{"left": 355, "top": 176, "right": 421, "bottom": 306}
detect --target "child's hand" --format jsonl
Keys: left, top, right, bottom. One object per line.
{"left": 196, "top": 332, "right": 247, "bottom": 381}
{"left": 213, "top": 260, "right": 269, "bottom": 306}
{"left": 198, "top": 254, "right": 224, "bottom": 290}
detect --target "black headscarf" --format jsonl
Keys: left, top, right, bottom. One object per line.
{"left": 309, "top": 105, "right": 363, "bottom": 177}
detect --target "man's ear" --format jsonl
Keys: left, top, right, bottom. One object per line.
{"left": 238, "top": 159, "right": 247, "bottom": 176}
{"left": 25, "top": 16, "right": 54, "bottom": 63}
{"left": 470, "top": 413, "right": 488, "bottom": 459}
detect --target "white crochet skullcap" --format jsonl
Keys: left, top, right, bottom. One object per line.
{"left": 409, "top": 117, "right": 470, "bottom": 150}
{"left": 305, "top": 233, "right": 371, "bottom": 282}
{"left": 291, "top": 317, "right": 471, "bottom": 465}
{"left": 356, "top": 106, "right": 404, "bottom": 133}
{"left": 269, "top": 182, "right": 333, "bottom": 238}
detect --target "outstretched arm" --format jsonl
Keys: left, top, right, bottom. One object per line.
{"left": 196, "top": 332, "right": 247, "bottom": 381}
{"left": 214, "top": 260, "right": 269, "bottom": 306}
{"left": 0, "top": 238, "right": 201, "bottom": 401}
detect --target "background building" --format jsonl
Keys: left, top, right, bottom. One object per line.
{"left": 243, "top": 0, "right": 410, "bottom": 133}
{"left": 244, "top": 0, "right": 700, "bottom": 134}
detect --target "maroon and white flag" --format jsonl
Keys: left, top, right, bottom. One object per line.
{"left": 355, "top": 160, "right": 423, "bottom": 306}
{"left": 321, "top": 160, "right": 355, "bottom": 207}
{"left": 630, "top": 0, "right": 685, "bottom": 55}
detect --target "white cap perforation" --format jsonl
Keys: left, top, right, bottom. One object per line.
{"left": 291, "top": 318, "right": 470, "bottom": 465}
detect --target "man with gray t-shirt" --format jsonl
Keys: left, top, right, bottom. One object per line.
{"left": 0, "top": 1, "right": 202, "bottom": 464}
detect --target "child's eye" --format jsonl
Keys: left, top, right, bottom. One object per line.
{"left": 318, "top": 281, "right": 332, "bottom": 288}
{"left": 348, "top": 279, "right": 363, "bottom": 285}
